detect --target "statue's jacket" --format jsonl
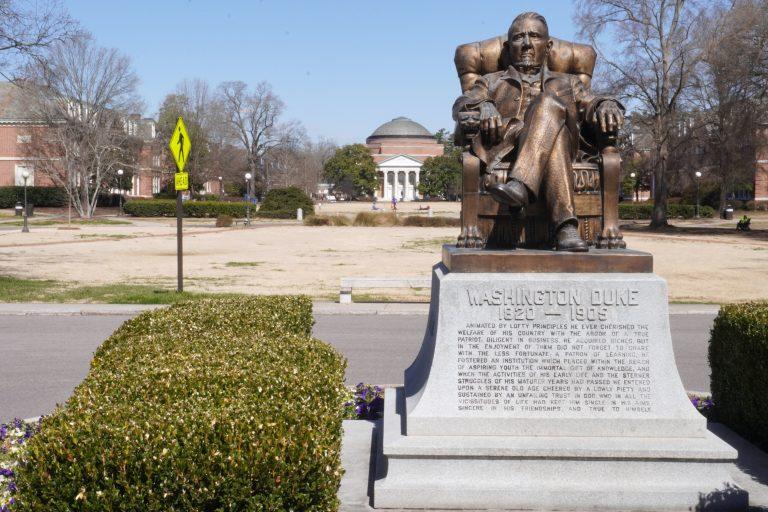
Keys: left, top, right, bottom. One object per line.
{"left": 452, "top": 65, "right": 622, "bottom": 167}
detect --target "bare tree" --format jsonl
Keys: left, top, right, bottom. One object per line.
{"left": 0, "top": 0, "right": 77, "bottom": 79}
{"left": 688, "top": 0, "right": 768, "bottom": 211}
{"left": 577, "top": 0, "right": 705, "bottom": 227}
{"left": 217, "top": 81, "right": 300, "bottom": 189}
{"left": 24, "top": 34, "right": 142, "bottom": 218}
{"left": 263, "top": 136, "right": 337, "bottom": 196}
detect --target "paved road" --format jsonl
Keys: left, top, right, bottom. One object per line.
{"left": 0, "top": 311, "right": 716, "bottom": 423}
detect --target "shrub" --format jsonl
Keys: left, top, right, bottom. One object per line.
{"left": 0, "top": 186, "right": 68, "bottom": 208}
{"left": 401, "top": 215, "right": 460, "bottom": 227}
{"left": 259, "top": 187, "right": 314, "bottom": 217}
{"left": 123, "top": 199, "right": 249, "bottom": 218}
{"left": 304, "top": 215, "right": 351, "bottom": 226}
{"left": 123, "top": 199, "right": 176, "bottom": 216}
{"left": 618, "top": 203, "right": 714, "bottom": 220}
{"left": 15, "top": 296, "right": 347, "bottom": 511}
{"left": 215, "top": 214, "right": 233, "bottom": 227}
{"left": 183, "top": 201, "right": 247, "bottom": 218}
{"left": 353, "top": 211, "right": 400, "bottom": 226}
{"left": 709, "top": 301, "right": 768, "bottom": 450}
{"left": 254, "top": 209, "right": 296, "bottom": 219}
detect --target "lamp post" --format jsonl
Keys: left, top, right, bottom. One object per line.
{"left": 695, "top": 171, "right": 702, "bottom": 219}
{"left": 245, "top": 172, "right": 252, "bottom": 226}
{"left": 218, "top": 176, "right": 223, "bottom": 197}
{"left": 630, "top": 172, "right": 637, "bottom": 202}
{"left": 21, "top": 170, "right": 29, "bottom": 233}
{"left": 116, "top": 169, "right": 124, "bottom": 216}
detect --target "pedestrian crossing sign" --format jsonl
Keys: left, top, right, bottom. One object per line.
{"left": 169, "top": 117, "right": 191, "bottom": 172}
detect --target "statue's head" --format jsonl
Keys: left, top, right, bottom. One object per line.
{"left": 507, "top": 12, "right": 553, "bottom": 74}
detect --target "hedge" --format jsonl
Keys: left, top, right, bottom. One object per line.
{"left": 123, "top": 199, "right": 249, "bottom": 218}
{"left": 709, "top": 301, "right": 768, "bottom": 450}
{"left": 0, "top": 186, "right": 67, "bottom": 208}
{"left": 618, "top": 203, "right": 714, "bottom": 220}
{"left": 259, "top": 187, "right": 314, "bottom": 217}
{"left": 15, "top": 296, "right": 347, "bottom": 511}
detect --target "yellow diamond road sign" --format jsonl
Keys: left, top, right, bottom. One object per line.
{"left": 169, "top": 117, "right": 191, "bottom": 172}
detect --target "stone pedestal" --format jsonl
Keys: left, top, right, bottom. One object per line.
{"left": 374, "top": 250, "right": 745, "bottom": 510}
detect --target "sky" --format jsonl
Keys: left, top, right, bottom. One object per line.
{"left": 66, "top": 0, "right": 580, "bottom": 145}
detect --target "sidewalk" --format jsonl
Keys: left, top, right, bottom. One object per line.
{"left": 0, "top": 301, "right": 720, "bottom": 316}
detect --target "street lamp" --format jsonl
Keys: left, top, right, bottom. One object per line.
{"left": 116, "top": 169, "right": 124, "bottom": 216}
{"left": 695, "top": 171, "right": 702, "bottom": 219}
{"left": 245, "top": 172, "right": 252, "bottom": 226}
{"left": 630, "top": 172, "right": 637, "bottom": 202}
{"left": 218, "top": 176, "right": 223, "bottom": 197}
{"left": 21, "top": 170, "right": 29, "bottom": 233}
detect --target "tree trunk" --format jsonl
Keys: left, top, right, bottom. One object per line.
{"left": 650, "top": 141, "right": 669, "bottom": 228}
{"left": 718, "top": 177, "right": 728, "bottom": 214}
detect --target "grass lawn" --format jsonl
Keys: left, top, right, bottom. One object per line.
{"left": 0, "top": 276, "right": 239, "bottom": 304}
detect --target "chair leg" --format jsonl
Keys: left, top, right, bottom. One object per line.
{"left": 457, "top": 152, "right": 484, "bottom": 248}
{"left": 595, "top": 149, "right": 627, "bottom": 249}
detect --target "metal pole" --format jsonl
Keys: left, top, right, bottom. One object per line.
{"left": 246, "top": 178, "right": 251, "bottom": 226}
{"left": 22, "top": 178, "right": 29, "bottom": 233}
{"left": 695, "top": 179, "right": 700, "bottom": 219}
{"left": 176, "top": 190, "right": 183, "bottom": 292}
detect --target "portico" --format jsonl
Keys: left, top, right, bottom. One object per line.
{"left": 377, "top": 155, "right": 422, "bottom": 201}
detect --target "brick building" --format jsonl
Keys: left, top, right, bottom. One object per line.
{"left": 0, "top": 82, "right": 167, "bottom": 197}
{"left": 755, "top": 123, "right": 768, "bottom": 207}
{"left": 366, "top": 117, "right": 444, "bottom": 201}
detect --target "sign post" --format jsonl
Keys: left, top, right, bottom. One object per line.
{"left": 169, "top": 117, "right": 191, "bottom": 293}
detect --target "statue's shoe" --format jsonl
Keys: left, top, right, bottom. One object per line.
{"left": 555, "top": 224, "right": 588, "bottom": 252}
{"left": 487, "top": 180, "right": 529, "bottom": 208}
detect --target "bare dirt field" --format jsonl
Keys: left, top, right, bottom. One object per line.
{"left": 0, "top": 206, "right": 766, "bottom": 303}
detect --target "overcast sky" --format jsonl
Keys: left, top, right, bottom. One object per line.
{"left": 67, "top": 0, "right": 578, "bottom": 145}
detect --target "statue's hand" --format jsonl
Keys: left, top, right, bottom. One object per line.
{"left": 594, "top": 101, "right": 624, "bottom": 134}
{"left": 479, "top": 102, "right": 502, "bottom": 144}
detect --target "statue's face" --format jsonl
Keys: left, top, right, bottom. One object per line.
{"left": 508, "top": 17, "right": 551, "bottom": 72}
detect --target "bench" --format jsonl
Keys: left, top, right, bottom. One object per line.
{"left": 339, "top": 277, "right": 431, "bottom": 304}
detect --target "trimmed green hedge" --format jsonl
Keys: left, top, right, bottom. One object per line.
{"left": 123, "top": 199, "right": 249, "bottom": 218}
{"left": 0, "top": 186, "right": 67, "bottom": 208}
{"left": 15, "top": 296, "right": 347, "bottom": 510}
{"left": 259, "top": 187, "right": 314, "bottom": 217}
{"left": 709, "top": 301, "right": 768, "bottom": 450}
{"left": 618, "top": 203, "right": 714, "bottom": 220}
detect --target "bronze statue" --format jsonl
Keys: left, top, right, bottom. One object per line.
{"left": 453, "top": 12, "right": 626, "bottom": 251}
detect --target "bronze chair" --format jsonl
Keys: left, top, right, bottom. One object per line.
{"left": 454, "top": 35, "right": 625, "bottom": 250}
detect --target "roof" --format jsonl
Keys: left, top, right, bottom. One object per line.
{"left": 0, "top": 82, "right": 39, "bottom": 124}
{"left": 368, "top": 116, "right": 435, "bottom": 140}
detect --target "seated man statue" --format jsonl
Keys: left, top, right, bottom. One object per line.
{"left": 453, "top": 12, "right": 624, "bottom": 252}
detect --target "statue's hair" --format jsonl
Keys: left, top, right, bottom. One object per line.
{"left": 509, "top": 12, "right": 549, "bottom": 36}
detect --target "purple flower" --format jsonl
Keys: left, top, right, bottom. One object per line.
{"left": 0, "top": 467, "right": 13, "bottom": 477}
{"left": 12, "top": 418, "right": 21, "bottom": 430}
{"left": 8, "top": 481, "right": 17, "bottom": 492}
{"left": 0, "top": 425, "right": 7, "bottom": 441}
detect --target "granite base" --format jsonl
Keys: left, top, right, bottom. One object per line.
{"left": 373, "top": 264, "right": 745, "bottom": 510}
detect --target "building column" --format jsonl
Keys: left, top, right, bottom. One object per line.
{"left": 414, "top": 169, "right": 420, "bottom": 200}
{"left": 392, "top": 171, "right": 398, "bottom": 201}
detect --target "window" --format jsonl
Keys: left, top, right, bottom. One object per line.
{"left": 14, "top": 165, "right": 34, "bottom": 186}
{"left": 152, "top": 176, "right": 161, "bottom": 194}
{"left": 152, "top": 155, "right": 161, "bottom": 167}
{"left": 131, "top": 175, "right": 141, "bottom": 196}
{"left": 16, "top": 134, "right": 31, "bottom": 144}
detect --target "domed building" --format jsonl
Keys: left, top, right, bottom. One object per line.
{"left": 366, "top": 116, "right": 444, "bottom": 201}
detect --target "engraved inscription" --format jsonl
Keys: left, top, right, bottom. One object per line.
{"left": 456, "top": 285, "right": 651, "bottom": 416}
